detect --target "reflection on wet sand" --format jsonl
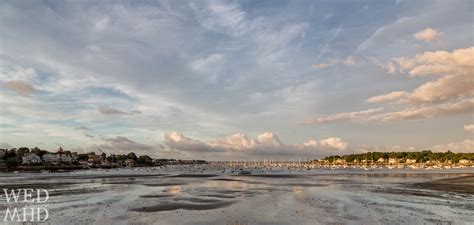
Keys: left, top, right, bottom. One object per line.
{"left": 412, "top": 175, "right": 474, "bottom": 194}
{"left": 130, "top": 200, "right": 237, "bottom": 212}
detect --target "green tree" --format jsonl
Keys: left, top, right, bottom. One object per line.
{"left": 77, "top": 154, "right": 88, "bottom": 161}
{"left": 138, "top": 155, "right": 153, "bottom": 166}
{"left": 107, "top": 154, "right": 117, "bottom": 163}
{"left": 16, "top": 147, "right": 30, "bottom": 158}
{"left": 116, "top": 154, "right": 127, "bottom": 162}
{"left": 127, "top": 152, "right": 138, "bottom": 161}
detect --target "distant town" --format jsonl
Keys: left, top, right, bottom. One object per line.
{"left": 0, "top": 146, "right": 472, "bottom": 172}
{"left": 311, "top": 151, "right": 474, "bottom": 169}
{"left": 0, "top": 146, "right": 206, "bottom": 172}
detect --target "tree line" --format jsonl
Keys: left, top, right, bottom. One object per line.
{"left": 321, "top": 151, "right": 474, "bottom": 164}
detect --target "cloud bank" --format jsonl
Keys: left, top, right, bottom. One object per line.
{"left": 304, "top": 46, "right": 474, "bottom": 125}
{"left": 164, "top": 131, "right": 348, "bottom": 157}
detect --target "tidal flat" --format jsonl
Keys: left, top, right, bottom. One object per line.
{"left": 0, "top": 167, "right": 472, "bottom": 225}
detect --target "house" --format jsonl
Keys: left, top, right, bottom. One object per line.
{"left": 42, "top": 147, "right": 77, "bottom": 165}
{"left": 88, "top": 154, "right": 101, "bottom": 166}
{"left": 43, "top": 153, "right": 61, "bottom": 165}
{"left": 78, "top": 160, "right": 89, "bottom": 168}
{"left": 377, "top": 158, "right": 386, "bottom": 163}
{"left": 22, "top": 153, "right": 42, "bottom": 165}
{"left": 459, "top": 159, "right": 472, "bottom": 164}
{"left": 56, "top": 146, "right": 77, "bottom": 163}
{"left": 125, "top": 159, "right": 136, "bottom": 167}
{"left": 59, "top": 154, "right": 76, "bottom": 164}
{"left": 100, "top": 159, "right": 112, "bottom": 167}
{"left": 406, "top": 159, "right": 417, "bottom": 164}
{"left": 388, "top": 158, "right": 399, "bottom": 164}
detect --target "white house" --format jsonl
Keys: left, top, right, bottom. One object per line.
{"left": 22, "top": 153, "right": 42, "bottom": 165}
{"left": 43, "top": 153, "right": 61, "bottom": 164}
{"left": 388, "top": 158, "right": 399, "bottom": 164}
{"left": 125, "top": 159, "right": 136, "bottom": 167}
{"left": 60, "top": 154, "right": 76, "bottom": 163}
{"left": 43, "top": 152, "right": 77, "bottom": 165}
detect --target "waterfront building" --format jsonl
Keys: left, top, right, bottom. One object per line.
{"left": 125, "top": 159, "right": 136, "bottom": 167}
{"left": 388, "top": 158, "right": 399, "bottom": 164}
{"left": 43, "top": 153, "right": 61, "bottom": 164}
{"left": 22, "top": 153, "right": 42, "bottom": 165}
{"left": 42, "top": 147, "right": 77, "bottom": 165}
{"left": 88, "top": 154, "right": 101, "bottom": 166}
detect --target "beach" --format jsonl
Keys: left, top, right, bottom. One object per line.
{"left": 0, "top": 167, "right": 472, "bottom": 225}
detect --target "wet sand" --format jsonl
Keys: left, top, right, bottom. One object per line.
{"left": 413, "top": 175, "right": 474, "bottom": 194}
{"left": 130, "top": 200, "right": 237, "bottom": 212}
{"left": 0, "top": 168, "right": 472, "bottom": 224}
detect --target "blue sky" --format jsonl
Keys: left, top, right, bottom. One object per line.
{"left": 0, "top": 0, "right": 472, "bottom": 159}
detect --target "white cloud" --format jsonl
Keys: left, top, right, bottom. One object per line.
{"left": 163, "top": 131, "right": 348, "bottom": 156}
{"left": 317, "top": 137, "right": 348, "bottom": 150}
{"left": 388, "top": 46, "right": 473, "bottom": 76}
{"left": 191, "top": 1, "right": 249, "bottom": 36}
{"left": 98, "top": 106, "right": 142, "bottom": 115}
{"left": 256, "top": 132, "right": 282, "bottom": 148}
{"left": 190, "top": 53, "right": 225, "bottom": 81}
{"left": 431, "top": 139, "right": 474, "bottom": 152}
{"left": 299, "top": 138, "right": 349, "bottom": 151}
{"left": 300, "top": 108, "right": 383, "bottom": 125}
{"left": 208, "top": 133, "right": 257, "bottom": 151}
{"left": 464, "top": 124, "right": 474, "bottom": 133}
{"left": 312, "top": 56, "right": 355, "bottom": 69}
{"left": 0, "top": 67, "right": 37, "bottom": 82}
{"left": 356, "top": 144, "right": 416, "bottom": 153}
{"left": 405, "top": 74, "right": 472, "bottom": 104}
{"left": 383, "top": 47, "right": 474, "bottom": 105}
{"left": 367, "top": 91, "right": 407, "bottom": 103}
{"left": 373, "top": 99, "right": 474, "bottom": 121}
{"left": 93, "top": 136, "right": 160, "bottom": 155}
{"left": 93, "top": 16, "right": 110, "bottom": 31}
{"left": 336, "top": 46, "right": 474, "bottom": 125}
{"left": 164, "top": 132, "right": 220, "bottom": 152}
{"left": 303, "top": 98, "right": 473, "bottom": 124}
{"left": 413, "top": 27, "right": 442, "bottom": 42}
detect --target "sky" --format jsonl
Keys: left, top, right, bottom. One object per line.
{"left": 0, "top": 0, "right": 472, "bottom": 160}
